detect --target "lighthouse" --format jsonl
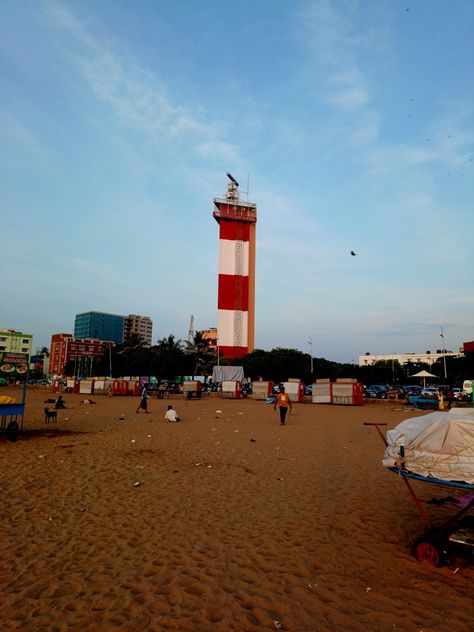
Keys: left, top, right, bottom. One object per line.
{"left": 213, "top": 173, "right": 257, "bottom": 358}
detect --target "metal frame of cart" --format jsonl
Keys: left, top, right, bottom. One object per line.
{"left": 366, "top": 421, "right": 474, "bottom": 567}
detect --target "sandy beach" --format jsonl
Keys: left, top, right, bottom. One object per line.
{"left": 1, "top": 387, "right": 472, "bottom": 631}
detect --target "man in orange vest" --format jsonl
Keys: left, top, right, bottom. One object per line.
{"left": 274, "top": 386, "right": 292, "bottom": 425}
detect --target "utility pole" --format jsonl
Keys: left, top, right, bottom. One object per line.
{"left": 308, "top": 337, "right": 313, "bottom": 377}
{"left": 440, "top": 326, "right": 447, "bottom": 380}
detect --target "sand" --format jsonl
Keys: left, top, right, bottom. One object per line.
{"left": 0, "top": 387, "right": 472, "bottom": 631}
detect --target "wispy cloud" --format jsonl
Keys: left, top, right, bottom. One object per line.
{"left": 0, "top": 109, "right": 48, "bottom": 165}
{"left": 297, "top": 1, "right": 373, "bottom": 111}
{"left": 327, "top": 85, "right": 369, "bottom": 110}
{"left": 42, "top": 2, "right": 237, "bottom": 161}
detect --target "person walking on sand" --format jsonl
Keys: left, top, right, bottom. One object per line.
{"left": 136, "top": 385, "right": 150, "bottom": 414}
{"left": 165, "top": 404, "right": 180, "bottom": 422}
{"left": 274, "top": 386, "right": 292, "bottom": 425}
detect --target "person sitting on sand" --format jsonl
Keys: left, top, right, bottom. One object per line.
{"left": 55, "top": 395, "right": 67, "bottom": 409}
{"left": 136, "top": 385, "right": 150, "bottom": 414}
{"left": 165, "top": 404, "right": 180, "bottom": 422}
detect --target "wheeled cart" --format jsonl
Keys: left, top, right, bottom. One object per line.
{"left": 366, "top": 421, "right": 474, "bottom": 567}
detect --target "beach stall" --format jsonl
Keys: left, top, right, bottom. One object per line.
{"left": 79, "top": 379, "right": 95, "bottom": 395}
{"left": 91, "top": 379, "right": 112, "bottom": 395}
{"left": 92, "top": 379, "right": 104, "bottom": 394}
{"left": 132, "top": 380, "right": 141, "bottom": 396}
{"left": 120, "top": 380, "right": 130, "bottom": 396}
{"left": 0, "top": 351, "right": 29, "bottom": 441}
{"left": 112, "top": 380, "right": 121, "bottom": 396}
{"left": 65, "top": 379, "right": 80, "bottom": 393}
{"left": 332, "top": 379, "right": 364, "bottom": 405}
{"left": 252, "top": 381, "right": 273, "bottom": 400}
{"left": 221, "top": 380, "right": 242, "bottom": 399}
{"left": 183, "top": 380, "right": 202, "bottom": 399}
{"left": 312, "top": 379, "right": 333, "bottom": 404}
{"left": 281, "top": 381, "right": 305, "bottom": 403}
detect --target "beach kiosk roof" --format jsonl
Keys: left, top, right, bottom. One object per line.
{"left": 409, "top": 370, "right": 438, "bottom": 388}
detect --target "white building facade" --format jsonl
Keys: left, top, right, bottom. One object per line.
{"left": 359, "top": 350, "right": 462, "bottom": 367}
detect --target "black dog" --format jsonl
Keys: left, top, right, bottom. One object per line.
{"left": 44, "top": 407, "right": 57, "bottom": 423}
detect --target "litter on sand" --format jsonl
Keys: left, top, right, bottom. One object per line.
{"left": 132, "top": 482, "right": 141, "bottom": 487}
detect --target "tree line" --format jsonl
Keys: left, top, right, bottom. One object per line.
{"left": 62, "top": 332, "right": 474, "bottom": 388}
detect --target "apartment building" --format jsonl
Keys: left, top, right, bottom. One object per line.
{"left": 0, "top": 329, "right": 33, "bottom": 356}
{"left": 124, "top": 315, "right": 153, "bottom": 346}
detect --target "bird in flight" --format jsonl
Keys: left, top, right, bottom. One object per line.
{"left": 350, "top": 251, "right": 358, "bottom": 256}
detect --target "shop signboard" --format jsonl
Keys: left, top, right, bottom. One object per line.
{"left": 0, "top": 352, "right": 30, "bottom": 377}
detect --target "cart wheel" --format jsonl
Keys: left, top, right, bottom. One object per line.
{"left": 414, "top": 539, "right": 446, "bottom": 567}
{"left": 6, "top": 420, "right": 19, "bottom": 443}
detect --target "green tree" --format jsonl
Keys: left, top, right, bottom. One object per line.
{"left": 185, "top": 330, "right": 215, "bottom": 375}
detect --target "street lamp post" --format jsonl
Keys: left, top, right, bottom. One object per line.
{"left": 108, "top": 343, "right": 113, "bottom": 378}
{"left": 308, "top": 337, "right": 313, "bottom": 377}
{"left": 440, "top": 327, "right": 447, "bottom": 380}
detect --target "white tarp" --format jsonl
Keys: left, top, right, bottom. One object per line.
{"left": 212, "top": 366, "right": 244, "bottom": 383}
{"left": 382, "top": 409, "right": 474, "bottom": 483}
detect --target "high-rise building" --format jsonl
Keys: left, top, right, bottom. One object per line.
{"left": 74, "top": 311, "right": 124, "bottom": 345}
{"left": 0, "top": 329, "right": 33, "bottom": 355}
{"left": 124, "top": 315, "right": 153, "bottom": 346}
{"left": 213, "top": 174, "right": 257, "bottom": 358}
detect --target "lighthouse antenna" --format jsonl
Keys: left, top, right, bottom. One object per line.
{"left": 226, "top": 172, "right": 239, "bottom": 187}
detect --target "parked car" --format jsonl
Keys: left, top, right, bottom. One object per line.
{"left": 365, "top": 385, "right": 388, "bottom": 399}
{"left": 421, "top": 387, "right": 439, "bottom": 398}
{"left": 401, "top": 385, "right": 422, "bottom": 399}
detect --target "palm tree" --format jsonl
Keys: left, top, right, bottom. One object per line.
{"left": 186, "top": 330, "right": 214, "bottom": 375}
{"left": 157, "top": 334, "right": 183, "bottom": 352}
{"left": 121, "top": 333, "right": 145, "bottom": 351}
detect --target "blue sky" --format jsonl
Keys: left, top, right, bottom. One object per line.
{"left": 1, "top": 0, "right": 473, "bottom": 362}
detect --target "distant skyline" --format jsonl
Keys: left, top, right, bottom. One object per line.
{"left": 1, "top": 1, "right": 473, "bottom": 362}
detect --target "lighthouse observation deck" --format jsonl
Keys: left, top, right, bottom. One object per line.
{"left": 213, "top": 198, "right": 257, "bottom": 223}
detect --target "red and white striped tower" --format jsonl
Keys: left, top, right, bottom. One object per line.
{"left": 213, "top": 173, "right": 257, "bottom": 358}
